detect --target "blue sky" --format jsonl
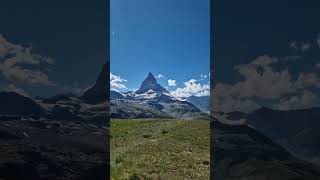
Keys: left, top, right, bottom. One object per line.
{"left": 214, "top": 0, "right": 320, "bottom": 84}
{"left": 212, "top": 0, "right": 320, "bottom": 112}
{"left": 0, "top": 2, "right": 108, "bottom": 97}
{"left": 1, "top": 0, "right": 319, "bottom": 110}
{"left": 110, "top": 0, "right": 210, "bottom": 98}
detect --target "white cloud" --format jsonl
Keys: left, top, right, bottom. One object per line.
{"left": 290, "top": 41, "right": 311, "bottom": 52}
{"left": 233, "top": 56, "right": 293, "bottom": 99}
{"left": 301, "top": 43, "right": 311, "bottom": 51}
{"left": 212, "top": 89, "right": 260, "bottom": 113}
{"left": 212, "top": 55, "right": 320, "bottom": 113}
{"left": 110, "top": 72, "right": 127, "bottom": 91}
{"left": 200, "top": 74, "right": 208, "bottom": 79}
{"left": 129, "top": 88, "right": 138, "bottom": 92}
{"left": 156, "top": 74, "right": 164, "bottom": 79}
{"left": 295, "top": 73, "right": 320, "bottom": 89}
{"left": 274, "top": 90, "right": 320, "bottom": 110}
{"left": 0, "top": 34, "right": 55, "bottom": 86}
{"left": 167, "top": 79, "right": 176, "bottom": 87}
{"left": 251, "top": 54, "right": 278, "bottom": 65}
{"left": 289, "top": 42, "right": 297, "bottom": 49}
{"left": 171, "top": 79, "right": 209, "bottom": 99}
{"left": 0, "top": 66, "right": 55, "bottom": 86}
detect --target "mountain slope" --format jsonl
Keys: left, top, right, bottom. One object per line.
{"left": 0, "top": 92, "right": 47, "bottom": 117}
{"left": 81, "top": 62, "right": 109, "bottom": 104}
{"left": 246, "top": 107, "right": 320, "bottom": 165}
{"left": 187, "top": 95, "right": 210, "bottom": 113}
{"left": 110, "top": 91, "right": 125, "bottom": 100}
{"left": 212, "top": 119, "right": 320, "bottom": 180}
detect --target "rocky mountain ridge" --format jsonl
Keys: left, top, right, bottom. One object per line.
{"left": 110, "top": 72, "right": 209, "bottom": 119}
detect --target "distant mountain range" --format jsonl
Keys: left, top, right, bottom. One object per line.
{"left": 108, "top": 71, "right": 320, "bottom": 178}
{"left": 215, "top": 106, "right": 320, "bottom": 166}
{"left": 0, "top": 64, "right": 210, "bottom": 121}
{"left": 110, "top": 72, "right": 209, "bottom": 119}
{"left": 1, "top": 63, "right": 320, "bottom": 179}
{"left": 211, "top": 118, "right": 320, "bottom": 180}
{"left": 0, "top": 64, "right": 110, "bottom": 123}
{"left": 247, "top": 107, "right": 320, "bottom": 166}
{"left": 1, "top": 62, "right": 319, "bottom": 168}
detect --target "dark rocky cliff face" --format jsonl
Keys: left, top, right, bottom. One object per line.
{"left": 81, "top": 62, "right": 109, "bottom": 104}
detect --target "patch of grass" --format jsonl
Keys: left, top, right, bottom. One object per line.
{"left": 116, "top": 156, "right": 124, "bottom": 164}
{"left": 161, "top": 130, "right": 168, "bottom": 134}
{"left": 142, "top": 134, "right": 152, "bottom": 139}
{"left": 129, "top": 174, "right": 141, "bottom": 180}
{"left": 110, "top": 118, "right": 210, "bottom": 180}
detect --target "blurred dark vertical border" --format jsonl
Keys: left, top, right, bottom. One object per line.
{"left": 0, "top": 0, "right": 110, "bottom": 179}
{"left": 210, "top": 0, "right": 214, "bottom": 179}
{"left": 209, "top": 1, "right": 320, "bottom": 180}
{"left": 106, "top": 0, "right": 111, "bottom": 178}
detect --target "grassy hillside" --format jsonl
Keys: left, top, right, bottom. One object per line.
{"left": 110, "top": 119, "right": 210, "bottom": 180}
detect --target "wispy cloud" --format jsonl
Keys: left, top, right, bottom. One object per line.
{"left": 200, "top": 74, "right": 208, "bottom": 79}
{"left": 274, "top": 90, "right": 320, "bottom": 110}
{"left": 0, "top": 34, "right": 55, "bottom": 86}
{"left": 4, "top": 84, "right": 30, "bottom": 97}
{"left": 110, "top": 72, "right": 127, "bottom": 91}
{"left": 167, "top": 79, "right": 176, "bottom": 87}
{"left": 290, "top": 41, "right": 311, "bottom": 52}
{"left": 156, "top": 74, "right": 164, "bottom": 79}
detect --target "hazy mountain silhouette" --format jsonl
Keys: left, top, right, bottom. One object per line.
{"left": 211, "top": 119, "right": 320, "bottom": 180}
{"left": 81, "top": 62, "right": 109, "bottom": 104}
{"left": 0, "top": 92, "right": 46, "bottom": 117}
{"left": 246, "top": 107, "right": 320, "bottom": 165}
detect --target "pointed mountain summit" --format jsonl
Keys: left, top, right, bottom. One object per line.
{"left": 135, "top": 72, "right": 169, "bottom": 94}
{"left": 81, "top": 62, "right": 109, "bottom": 104}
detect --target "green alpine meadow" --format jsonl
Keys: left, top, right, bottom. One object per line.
{"left": 110, "top": 118, "right": 210, "bottom": 180}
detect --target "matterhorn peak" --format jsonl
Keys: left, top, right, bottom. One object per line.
{"left": 135, "top": 72, "right": 169, "bottom": 94}
{"left": 145, "top": 72, "right": 157, "bottom": 83}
